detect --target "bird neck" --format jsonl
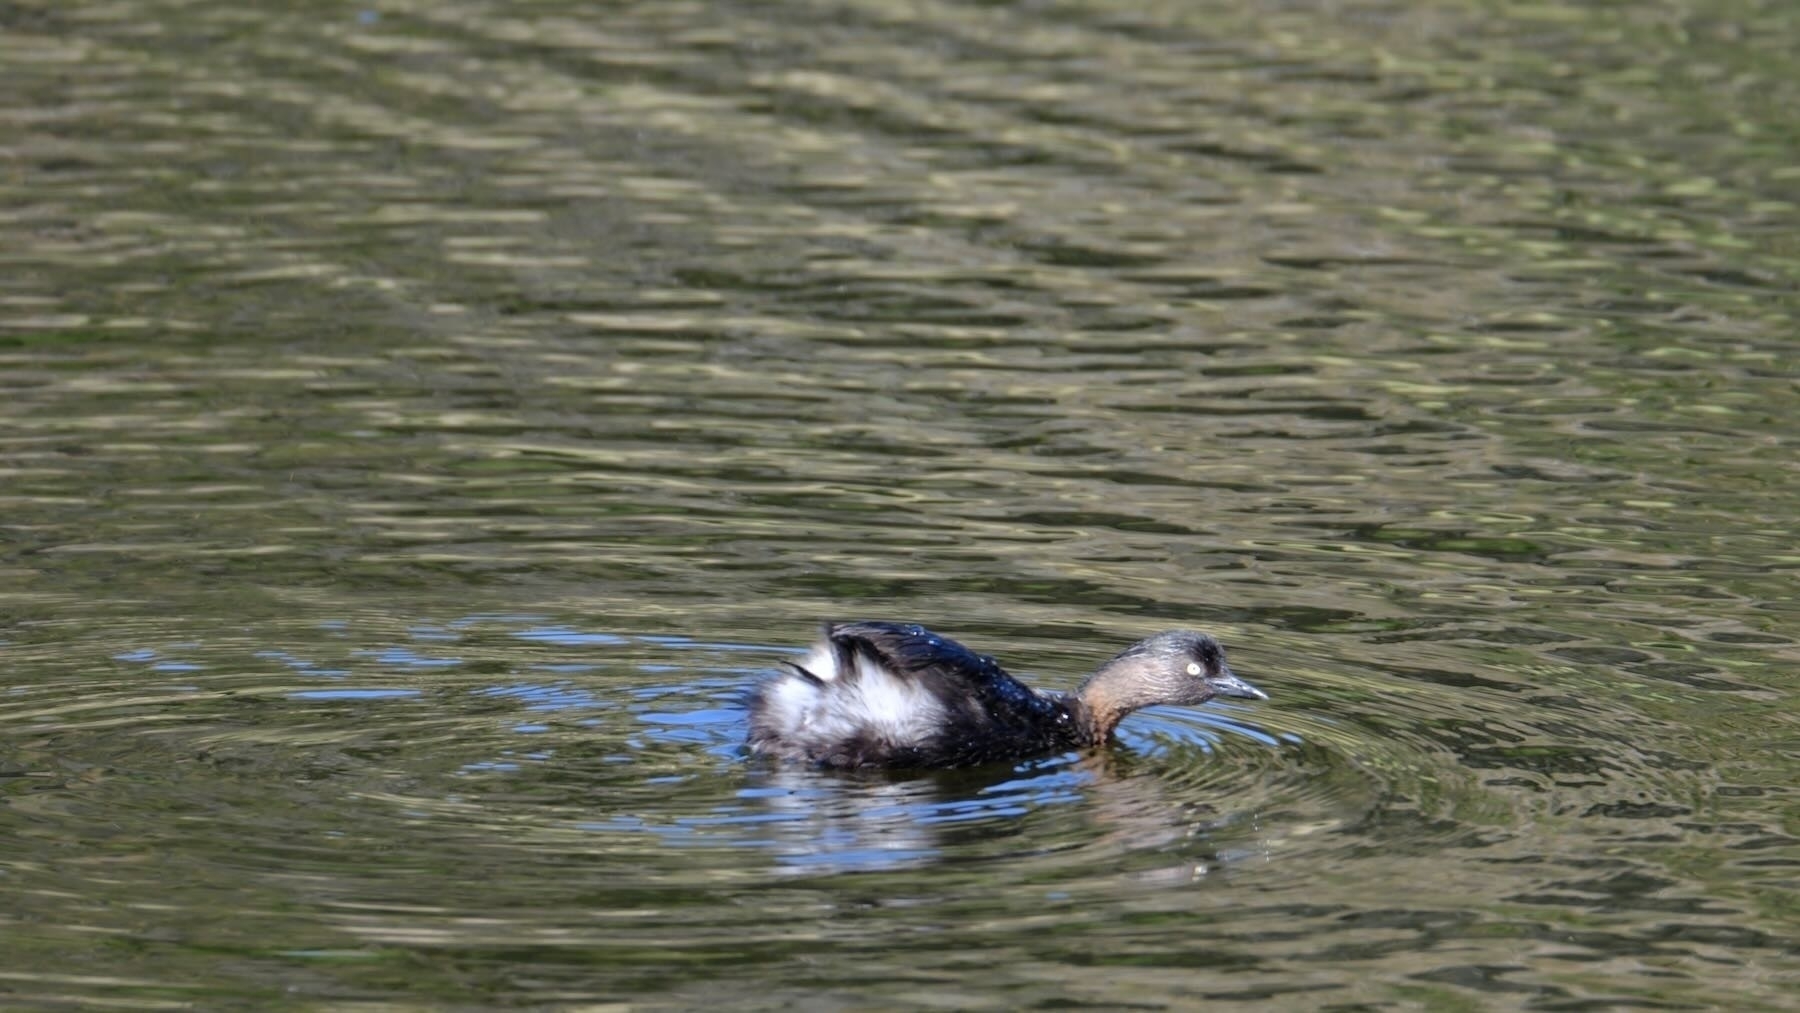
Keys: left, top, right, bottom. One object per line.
{"left": 1072, "top": 656, "right": 1168, "bottom": 743}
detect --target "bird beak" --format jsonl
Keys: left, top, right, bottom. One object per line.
{"left": 1208, "top": 667, "right": 1268, "bottom": 701}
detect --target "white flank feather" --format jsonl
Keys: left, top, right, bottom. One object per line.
{"left": 757, "top": 649, "right": 945, "bottom": 750}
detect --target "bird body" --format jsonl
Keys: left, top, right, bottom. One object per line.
{"left": 747, "top": 621, "right": 1265, "bottom": 769}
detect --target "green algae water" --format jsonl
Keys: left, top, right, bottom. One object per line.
{"left": 2, "top": 1, "right": 1796, "bottom": 1008}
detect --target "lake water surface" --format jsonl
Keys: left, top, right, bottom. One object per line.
{"left": 3, "top": 1, "right": 1797, "bottom": 1008}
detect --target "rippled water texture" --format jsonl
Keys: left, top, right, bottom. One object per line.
{"left": 3, "top": 0, "right": 1797, "bottom": 1008}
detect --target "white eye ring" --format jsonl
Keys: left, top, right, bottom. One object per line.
{"left": 1186, "top": 662, "right": 1202, "bottom": 675}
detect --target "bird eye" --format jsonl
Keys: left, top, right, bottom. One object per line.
{"left": 1186, "top": 662, "right": 1201, "bottom": 675}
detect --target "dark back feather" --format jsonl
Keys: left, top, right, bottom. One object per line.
{"left": 825, "top": 622, "right": 1080, "bottom": 764}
